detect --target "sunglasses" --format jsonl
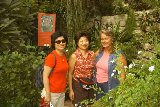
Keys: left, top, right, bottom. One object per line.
{"left": 55, "top": 39, "right": 66, "bottom": 44}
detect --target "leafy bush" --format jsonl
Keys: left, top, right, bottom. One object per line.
{"left": 0, "top": 46, "right": 45, "bottom": 106}
{"left": 93, "top": 43, "right": 160, "bottom": 107}
{"left": 0, "top": 0, "right": 37, "bottom": 52}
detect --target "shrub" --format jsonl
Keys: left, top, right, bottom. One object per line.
{"left": 93, "top": 43, "right": 160, "bottom": 107}
{"left": 0, "top": 46, "right": 45, "bottom": 106}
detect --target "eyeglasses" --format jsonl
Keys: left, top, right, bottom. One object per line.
{"left": 55, "top": 39, "right": 66, "bottom": 44}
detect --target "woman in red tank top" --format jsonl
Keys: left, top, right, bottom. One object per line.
{"left": 68, "top": 31, "right": 95, "bottom": 107}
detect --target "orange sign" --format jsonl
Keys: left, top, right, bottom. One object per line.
{"left": 38, "top": 13, "right": 56, "bottom": 46}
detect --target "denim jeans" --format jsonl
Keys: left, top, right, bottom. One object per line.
{"left": 96, "top": 82, "right": 109, "bottom": 100}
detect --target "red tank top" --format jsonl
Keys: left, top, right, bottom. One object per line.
{"left": 73, "top": 49, "right": 94, "bottom": 79}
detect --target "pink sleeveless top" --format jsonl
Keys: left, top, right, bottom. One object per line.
{"left": 73, "top": 49, "right": 94, "bottom": 79}
{"left": 96, "top": 52, "right": 109, "bottom": 83}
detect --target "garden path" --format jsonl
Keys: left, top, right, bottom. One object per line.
{"left": 64, "top": 100, "right": 72, "bottom": 107}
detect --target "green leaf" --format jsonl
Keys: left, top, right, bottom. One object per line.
{"left": 0, "top": 19, "right": 15, "bottom": 30}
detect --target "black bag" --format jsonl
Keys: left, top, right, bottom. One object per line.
{"left": 35, "top": 53, "right": 56, "bottom": 88}
{"left": 77, "top": 77, "right": 94, "bottom": 90}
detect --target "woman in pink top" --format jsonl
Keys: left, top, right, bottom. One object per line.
{"left": 68, "top": 31, "right": 95, "bottom": 107}
{"left": 95, "top": 29, "right": 127, "bottom": 100}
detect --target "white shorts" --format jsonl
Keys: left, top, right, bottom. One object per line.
{"left": 50, "top": 92, "right": 65, "bottom": 107}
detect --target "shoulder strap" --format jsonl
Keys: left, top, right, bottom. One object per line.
{"left": 96, "top": 51, "right": 103, "bottom": 62}
{"left": 49, "top": 53, "right": 56, "bottom": 77}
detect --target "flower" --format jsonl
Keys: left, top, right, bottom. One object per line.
{"left": 148, "top": 66, "right": 155, "bottom": 72}
{"left": 138, "top": 51, "right": 142, "bottom": 54}
{"left": 110, "top": 60, "right": 115, "bottom": 63}
{"left": 111, "top": 73, "right": 114, "bottom": 77}
{"left": 141, "top": 65, "right": 144, "bottom": 68}
{"left": 129, "top": 64, "right": 133, "bottom": 69}
{"left": 50, "top": 102, "right": 53, "bottom": 107}
{"left": 113, "top": 70, "right": 116, "bottom": 72}
{"left": 128, "top": 73, "right": 135, "bottom": 76}
{"left": 109, "top": 96, "right": 113, "bottom": 100}
{"left": 75, "top": 104, "right": 78, "bottom": 107}
{"left": 133, "top": 62, "right": 136, "bottom": 66}
{"left": 118, "top": 70, "right": 121, "bottom": 74}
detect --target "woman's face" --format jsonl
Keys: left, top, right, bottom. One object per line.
{"left": 77, "top": 36, "right": 89, "bottom": 50}
{"left": 100, "top": 32, "right": 113, "bottom": 48}
{"left": 55, "top": 36, "right": 66, "bottom": 51}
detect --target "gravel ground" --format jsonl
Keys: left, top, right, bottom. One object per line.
{"left": 64, "top": 100, "right": 72, "bottom": 107}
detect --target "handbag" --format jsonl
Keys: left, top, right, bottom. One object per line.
{"left": 39, "top": 88, "right": 51, "bottom": 107}
{"left": 77, "top": 77, "right": 94, "bottom": 90}
{"left": 39, "top": 97, "right": 50, "bottom": 107}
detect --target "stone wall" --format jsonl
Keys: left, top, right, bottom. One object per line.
{"left": 101, "top": 14, "right": 128, "bottom": 31}
{"left": 101, "top": 10, "right": 160, "bottom": 33}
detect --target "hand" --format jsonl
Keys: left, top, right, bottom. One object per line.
{"left": 69, "top": 90, "right": 74, "bottom": 101}
{"left": 44, "top": 93, "right": 51, "bottom": 104}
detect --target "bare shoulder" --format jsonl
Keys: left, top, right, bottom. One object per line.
{"left": 69, "top": 53, "right": 76, "bottom": 68}
{"left": 69, "top": 53, "right": 76, "bottom": 64}
{"left": 69, "top": 53, "right": 76, "bottom": 59}
{"left": 119, "top": 53, "right": 126, "bottom": 59}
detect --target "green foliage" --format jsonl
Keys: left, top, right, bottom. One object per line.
{"left": 93, "top": 4, "right": 160, "bottom": 107}
{"left": 0, "top": 0, "right": 37, "bottom": 52}
{"left": 112, "top": 10, "right": 136, "bottom": 43}
{"left": 36, "top": 0, "right": 66, "bottom": 31}
{"left": 142, "top": 0, "right": 160, "bottom": 8}
{"left": 93, "top": 48, "right": 160, "bottom": 106}
{"left": 62, "top": 0, "right": 103, "bottom": 52}
{"left": 90, "top": 20, "right": 101, "bottom": 52}
{"left": 0, "top": 46, "right": 45, "bottom": 106}
{"left": 113, "top": 0, "right": 129, "bottom": 14}
{"left": 110, "top": 9, "right": 139, "bottom": 62}
{"left": 0, "top": 0, "right": 159, "bottom": 106}
{"left": 127, "top": 0, "right": 151, "bottom": 10}
{"left": 0, "top": 0, "right": 22, "bottom": 52}
{"left": 65, "top": 0, "right": 88, "bottom": 42}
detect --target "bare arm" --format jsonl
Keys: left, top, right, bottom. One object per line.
{"left": 68, "top": 54, "right": 76, "bottom": 101}
{"left": 117, "top": 54, "right": 127, "bottom": 80}
{"left": 94, "top": 50, "right": 100, "bottom": 57}
{"left": 43, "top": 66, "right": 52, "bottom": 102}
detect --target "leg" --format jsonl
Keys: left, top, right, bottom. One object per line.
{"left": 56, "top": 93, "right": 65, "bottom": 107}
{"left": 50, "top": 92, "right": 65, "bottom": 107}
{"left": 96, "top": 82, "right": 109, "bottom": 100}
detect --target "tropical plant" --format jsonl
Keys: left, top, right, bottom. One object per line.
{"left": 142, "top": 0, "right": 160, "bottom": 8}
{"left": 0, "top": 0, "right": 21, "bottom": 52}
{"left": 0, "top": 46, "right": 45, "bottom": 106}
{"left": 92, "top": 3, "right": 160, "bottom": 106}
{"left": 0, "top": 0, "right": 37, "bottom": 53}
{"left": 93, "top": 43, "right": 160, "bottom": 107}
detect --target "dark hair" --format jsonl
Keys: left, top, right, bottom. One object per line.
{"left": 51, "top": 31, "right": 68, "bottom": 49}
{"left": 74, "top": 31, "right": 91, "bottom": 48}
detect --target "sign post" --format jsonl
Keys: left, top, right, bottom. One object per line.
{"left": 38, "top": 13, "right": 56, "bottom": 46}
